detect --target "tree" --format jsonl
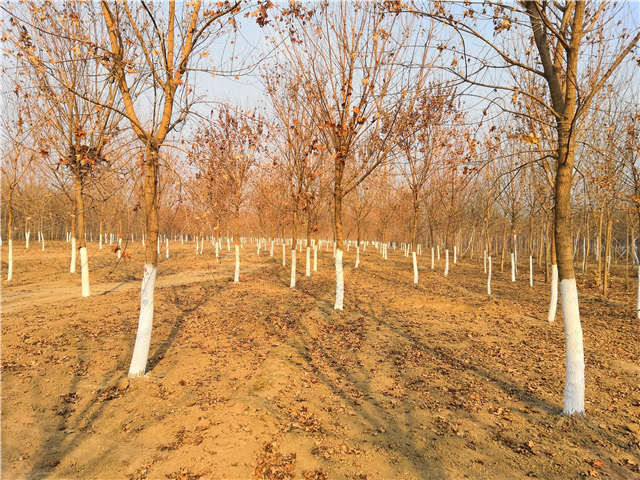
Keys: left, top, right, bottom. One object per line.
{"left": 0, "top": 90, "right": 35, "bottom": 282}
{"left": 265, "top": 72, "right": 325, "bottom": 286}
{"left": 99, "top": 0, "right": 240, "bottom": 377}
{"left": 396, "top": 83, "right": 462, "bottom": 283}
{"left": 8, "top": 0, "right": 124, "bottom": 297}
{"left": 190, "top": 105, "right": 266, "bottom": 282}
{"left": 280, "top": 1, "right": 435, "bottom": 309}
{"left": 414, "top": 0, "right": 640, "bottom": 414}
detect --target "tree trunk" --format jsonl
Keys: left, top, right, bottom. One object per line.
{"left": 602, "top": 208, "right": 613, "bottom": 297}
{"left": 7, "top": 201, "right": 13, "bottom": 281}
{"left": 596, "top": 207, "right": 603, "bottom": 279}
{"left": 290, "top": 209, "right": 297, "bottom": 288}
{"left": 500, "top": 222, "right": 507, "bottom": 272}
{"left": 25, "top": 217, "right": 30, "bottom": 249}
{"left": 333, "top": 157, "right": 345, "bottom": 310}
{"left": 99, "top": 219, "right": 103, "bottom": 250}
{"left": 305, "top": 209, "right": 312, "bottom": 276}
{"left": 444, "top": 249, "right": 449, "bottom": 276}
{"left": 625, "top": 213, "right": 630, "bottom": 291}
{"left": 412, "top": 193, "right": 419, "bottom": 284}
{"left": 544, "top": 221, "right": 549, "bottom": 283}
{"left": 548, "top": 222, "right": 558, "bottom": 322}
{"left": 70, "top": 213, "right": 77, "bottom": 274}
{"left": 128, "top": 145, "right": 160, "bottom": 378}
{"left": 487, "top": 255, "right": 492, "bottom": 295}
{"left": 234, "top": 206, "right": 240, "bottom": 282}
{"left": 555, "top": 119, "right": 584, "bottom": 415}
{"left": 74, "top": 173, "right": 90, "bottom": 297}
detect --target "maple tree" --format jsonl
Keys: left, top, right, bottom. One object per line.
{"left": 189, "top": 104, "right": 267, "bottom": 281}
{"left": 395, "top": 83, "right": 464, "bottom": 283}
{"left": 278, "top": 1, "right": 437, "bottom": 309}
{"left": 5, "top": 0, "right": 124, "bottom": 296}
{"left": 411, "top": 0, "right": 640, "bottom": 415}
{"left": 98, "top": 0, "right": 241, "bottom": 376}
{"left": 265, "top": 71, "right": 326, "bottom": 284}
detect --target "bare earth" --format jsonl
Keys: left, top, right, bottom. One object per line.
{"left": 2, "top": 241, "right": 639, "bottom": 479}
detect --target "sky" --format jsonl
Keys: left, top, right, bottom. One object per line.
{"left": 191, "top": 1, "right": 640, "bottom": 128}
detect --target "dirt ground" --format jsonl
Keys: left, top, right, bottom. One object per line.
{"left": 2, "top": 240, "right": 639, "bottom": 480}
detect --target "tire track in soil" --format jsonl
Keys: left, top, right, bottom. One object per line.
{"left": 2, "top": 265, "right": 261, "bottom": 314}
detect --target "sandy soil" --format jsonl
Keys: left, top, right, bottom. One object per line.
{"left": 1, "top": 240, "right": 639, "bottom": 479}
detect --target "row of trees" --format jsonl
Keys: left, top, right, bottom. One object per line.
{"left": 2, "top": 1, "right": 639, "bottom": 416}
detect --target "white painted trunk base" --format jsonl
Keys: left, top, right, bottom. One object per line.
{"left": 334, "top": 249, "right": 344, "bottom": 310}
{"left": 305, "top": 247, "right": 311, "bottom": 277}
{"left": 548, "top": 264, "right": 558, "bottom": 323}
{"left": 453, "top": 246, "right": 457, "bottom": 264}
{"left": 487, "top": 256, "right": 492, "bottom": 295}
{"left": 636, "top": 266, "right": 640, "bottom": 320}
{"left": 234, "top": 245, "right": 240, "bottom": 283}
{"left": 355, "top": 246, "right": 360, "bottom": 269}
{"left": 290, "top": 249, "right": 296, "bottom": 288}
{"left": 511, "top": 253, "right": 516, "bottom": 282}
{"left": 80, "top": 247, "right": 90, "bottom": 297}
{"left": 560, "top": 278, "right": 585, "bottom": 415}
{"left": 529, "top": 255, "right": 533, "bottom": 287}
{"left": 444, "top": 250, "right": 449, "bottom": 276}
{"left": 431, "top": 247, "right": 435, "bottom": 270}
{"left": 128, "top": 264, "right": 157, "bottom": 377}
{"left": 70, "top": 238, "right": 77, "bottom": 273}
{"left": 412, "top": 251, "right": 418, "bottom": 284}
{"left": 25, "top": 232, "right": 30, "bottom": 249}
{"left": 313, "top": 245, "right": 318, "bottom": 272}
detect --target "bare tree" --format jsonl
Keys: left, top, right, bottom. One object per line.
{"left": 396, "top": 83, "right": 462, "bottom": 283}
{"left": 265, "top": 72, "right": 325, "bottom": 285}
{"left": 190, "top": 105, "right": 266, "bottom": 282}
{"left": 280, "top": 1, "right": 436, "bottom": 309}
{"left": 99, "top": 0, "right": 240, "bottom": 377}
{"left": 414, "top": 0, "right": 640, "bottom": 414}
